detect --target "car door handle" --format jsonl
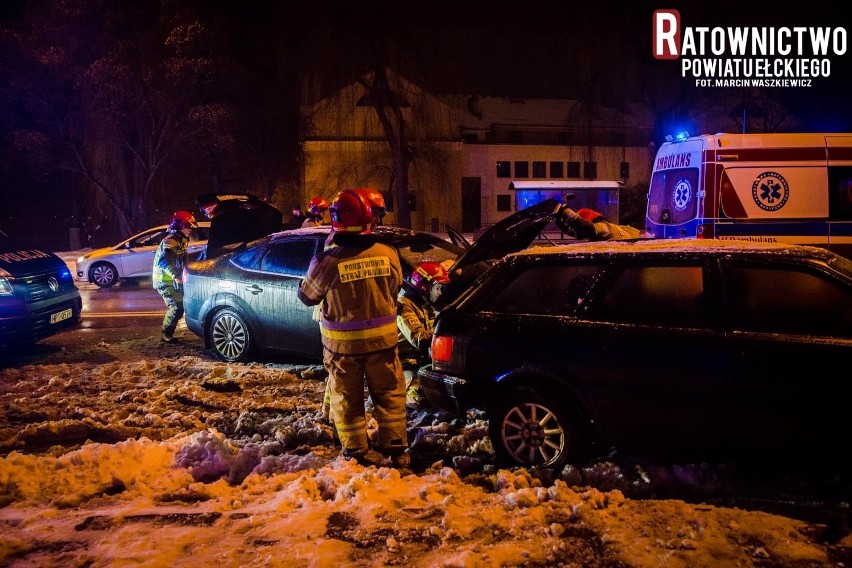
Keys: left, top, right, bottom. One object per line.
{"left": 245, "top": 284, "right": 263, "bottom": 295}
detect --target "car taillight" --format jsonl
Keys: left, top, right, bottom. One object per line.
{"left": 431, "top": 335, "right": 453, "bottom": 363}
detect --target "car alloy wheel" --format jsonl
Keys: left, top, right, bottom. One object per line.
{"left": 489, "top": 388, "right": 585, "bottom": 468}
{"left": 209, "top": 307, "right": 253, "bottom": 362}
{"left": 90, "top": 262, "right": 118, "bottom": 288}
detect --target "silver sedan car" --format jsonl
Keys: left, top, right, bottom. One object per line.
{"left": 183, "top": 225, "right": 463, "bottom": 362}
{"left": 76, "top": 223, "right": 210, "bottom": 287}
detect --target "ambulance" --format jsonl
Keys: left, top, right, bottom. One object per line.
{"left": 645, "top": 132, "right": 852, "bottom": 260}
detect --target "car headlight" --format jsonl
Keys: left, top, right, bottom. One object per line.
{"left": 0, "top": 268, "right": 13, "bottom": 296}
{"left": 77, "top": 255, "right": 88, "bottom": 265}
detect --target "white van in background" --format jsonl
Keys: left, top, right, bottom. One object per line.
{"left": 645, "top": 132, "right": 852, "bottom": 260}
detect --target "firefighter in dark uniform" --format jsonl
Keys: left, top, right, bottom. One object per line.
{"left": 298, "top": 189, "right": 409, "bottom": 467}
{"left": 153, "top": 210, "right": 197, "bottom": 343}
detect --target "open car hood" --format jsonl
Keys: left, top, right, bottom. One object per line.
{"left": 449, "top": 198, "right": 562, "bottom": 275}
{"left": 196, "top": 193, "right": 282, "bottom": 257}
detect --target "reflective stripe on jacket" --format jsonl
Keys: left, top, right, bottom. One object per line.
{"left": 152, "top": 232, "right": 188, "bottom": 287}
{"left": 299, "top": 240, "right": 402, "bottom": 354}
{"left": 397, "top": 290, "right": 435, "bottom": 363}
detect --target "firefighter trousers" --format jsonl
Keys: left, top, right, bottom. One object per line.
{"left": 323, "top": 346, "right": 407, "bottom": 454}
{"left": 156, "top": 284, "right": 184, "bottom": 337}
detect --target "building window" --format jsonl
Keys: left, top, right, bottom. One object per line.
{"left": 620, "top": 161, "right": 630, "bottom": 178}
{"left": 462, "top": 133, "right": 478, "bottom": 144}
{"left": 408, "top": 192, "right": 417, "bottom": 212}
{"left": 508, "top": 130, "right": 523, "bottom": 144}
{"left": 382, "top": 191, "right": 394, "bottom": 212}
{"left": 497, "top": 195, "right": 512, "bottom": 211}
{"left": 532, "top": 161, "right": 546, "bottom": 178}
{"left": 514, "top": 161, "right": 529, "bottom": 178}
{"left": 550, "top": 161, "right": 564, "bottom": 178}
{"left": 496, "top": 161, "right": 511, "bottom": 178}
{"left": 584, "top": 161, "right": 597, "bottom": 178}
{"left": 567, "top": 162, "right": 581, "bottom": 178}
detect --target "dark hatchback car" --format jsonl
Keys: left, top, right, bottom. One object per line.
{"left": 1, "top": 229, "right": 82, "bottom": 348}
{"left": 418, "top": 239, "right": 852, "bottom": 468}
{"left": 183, "top": 225, "right": 464, "bottom": 362}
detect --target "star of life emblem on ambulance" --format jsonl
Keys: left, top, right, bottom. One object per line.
{"left": 672, "top": 178, "right": 692, "bottom": 211}
{"left": 752, "top": 172, "right": 790, "bottom": 212}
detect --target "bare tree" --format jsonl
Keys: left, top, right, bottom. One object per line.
{"left": 1, "top": 0, "right": 241, "bottom": 237}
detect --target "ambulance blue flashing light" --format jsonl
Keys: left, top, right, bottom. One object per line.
{"left": 665, "top": 131, "right": 691, "bottom": 143}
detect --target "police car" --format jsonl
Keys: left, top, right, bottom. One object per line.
{"left": 0, "top": 229, "right": 82, "bottom": 347}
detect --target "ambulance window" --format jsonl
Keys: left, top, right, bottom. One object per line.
{"left": 648, "top": 168, "right": 699, "bottom": 224}
{"left": 828, "top": 167, "right": 852, "bottom": 221}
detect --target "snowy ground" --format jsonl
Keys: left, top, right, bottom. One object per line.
{"left": 1, "top": 324, "right": 851, "bottom": 566}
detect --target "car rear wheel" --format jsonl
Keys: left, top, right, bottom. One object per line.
{"left": 209, "top": 307, "right": 254, "bottom": 362}
{"left": 89, "top": 262, "right": 118, "bottom": 288}
{"left": 488, "top": 387, "right": 587, "bottom": 469}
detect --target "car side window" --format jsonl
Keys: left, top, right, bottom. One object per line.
{"left": 190, "top": 227, "right": 210, "bottom": 242}
{"left": 592, "top": 264, "right": 706, "bottom": 327}
{"left": 723, "top": 264, "right": 852, "bottom": 337}
{"left": 132, "top": 229, "right": 167, "bottom": 248}
{"left": 485, "top": 264, "right": 604, "bottom": 315}
{"left": 232, "top": 246, "right": 265, "bottom": 270}
{"left": 260, "top": 240, "right": 318, "bottom": 276}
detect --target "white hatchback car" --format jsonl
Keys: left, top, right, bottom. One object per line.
{"left": 75, "top": 223, "right": 210, "bottom": 288}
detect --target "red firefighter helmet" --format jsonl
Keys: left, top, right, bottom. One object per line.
{"left": 307, "top": 196, "right": 329, "bottom": 216}
{"left": 408, "top": 261, "right": 450, "bottom": 296}
{"left": 169, "top": 210, "right": 198, "bottom": 232}
{"left": 576, "top": 208, "right": 605, "bottom": 222}
{"left": 353, "top": 188, "right": 387, "bottom": 225}
{"left": 329, "top": 189, "right": 373, "bottom": 234}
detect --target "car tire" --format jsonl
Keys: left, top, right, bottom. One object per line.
{"left": 488, "top": 387, "right": 587, "bottom": 469}
{"left": 209, "top": 307, "right": 254, "bottom": 362}
{"left": 89, "top": 262, "right": 119, "bottom": 288}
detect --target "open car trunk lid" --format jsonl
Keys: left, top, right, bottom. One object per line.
{"left": 196, "top": 194, "right": 283, "bottom": 258}
{"left": 449, "top": 198, "right": 561, "bottom": 275}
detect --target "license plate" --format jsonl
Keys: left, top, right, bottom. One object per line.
{"left": 50, "top": 308, "right": 73, "bottom": 324}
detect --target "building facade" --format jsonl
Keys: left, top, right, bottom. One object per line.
{"left": 301, "top": 71, "right": 654, "bottom": 232}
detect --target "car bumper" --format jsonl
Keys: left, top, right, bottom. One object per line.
{"left": 0, "top": 293, "right": 83, "bottom": 346}
{"left": 417, "top": 364, "right": 470, "bottom": 418}
{"left": 74, "top": 262, "right": 89, "bottom": 282}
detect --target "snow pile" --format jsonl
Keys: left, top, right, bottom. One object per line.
{"left": 1, "top": 332, "right": 850, "bottom": 566}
